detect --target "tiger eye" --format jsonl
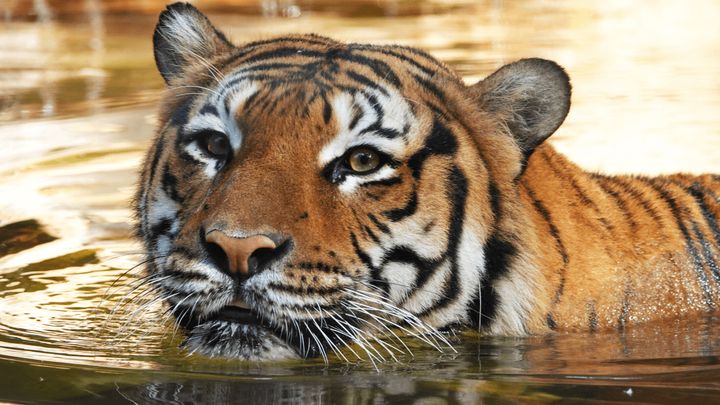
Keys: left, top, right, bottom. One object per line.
{"left": 206, "top": 132, "right": 230, "bottom": 158}
{"left": 348, "top": 148, "right": 380, "bottom": 173}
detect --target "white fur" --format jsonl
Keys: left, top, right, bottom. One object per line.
{"left": 185, "top": 142, "right": 218, "bottom": 177}
{"left": 382, "top": 262, "right": 418, "bottom": 303}
{"left": 401, "top": 260, "right": 450, "bottom": 314}
{"left": 319, "top": 90, "right": 416, "bottom": 195}
{"left": 147, "top": 188, "right": 179, "bottom": 227}
{"left": 163, "top": 9, "right": 213, "bottom": 58}
{"left": 423, "top": 228, "right": 484, "bottom": 328}
{"left": 338, "top": 165, "right": 397, "bottom": 194}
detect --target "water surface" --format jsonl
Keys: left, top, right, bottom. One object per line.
{"left": 2, "top": 0, "right": 720, "bottom": 403}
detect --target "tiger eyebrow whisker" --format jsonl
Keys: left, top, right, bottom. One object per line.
{"left": 171, "top": 84, "right": 224, "bottom": 99}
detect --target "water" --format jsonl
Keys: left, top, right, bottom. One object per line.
{"left": 2, "top": 0, "right": 720, "bottom": 403}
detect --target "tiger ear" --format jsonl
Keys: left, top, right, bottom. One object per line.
{"left": 153, "top": 2, "right": 234, "bottom": 84}
{"left": 470, "top": 58, "right": 571, "bottom": 159}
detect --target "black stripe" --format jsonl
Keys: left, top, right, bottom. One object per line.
{"left": 687, "top": 182, "right": 720, "bottom": 247}
{"left": 294, "top": 261, "right": 343, "bottom": 274}
{"left": 235, "top": 47, "right": 325, "bottom": 67}
{"left": 467, "top": 283, "right": 482, "bottom": 329}
{"left": 322, "top": 94, "right": 332, "bottom": 124}
{"left": 382, "top": 189, "right": 418, "bottom": 222}
{"left": 407, "top": 119, "right": 457, "bottom": 178}
{"left": 546, "top": 314, "right": 557, "bottom": 330}
{"left": 198, "top": 104, "right": 218, "bottom": 116}
{"left": 362, "top": 176, "right": 402, "bottom": 188}
{"left": 618, "top": 283, "right": 631, "bottom": 330}
{"left": 235, "top": 61, "right": 310, "bottom": 74}
{"left": 592, "top": 174, "right": 638, "bottom": 232}
{"left": 386, "top": 247, "right": 444, "bottom": 305}
{"left": 340, "top": 50, "right": 402, "bottom": 89}
{"left": 150, "top": 217, "right": 173, "bottom": 238}
{"left": 350, "top": 232, "right": 384, "bottom": 293}
{"left": 367, "top": 213, "right": 391, "bottom": 234}
{"left": 349, "top": 45, "right": 439, "bottom": 76}
{"left": 388, "top": 44, "right": 453, "bottom": 73}
{"left": 161, "top": 165, "right": 181, "bottom": 202}
{"left": 143, "top": 135, "right": 166, "bottom": 234}
{"left": 608, "top": 176, "right": 664, "bottom": 226}
{"left": 240, "top": 90, "right": 261, "bottom": 112}
{"left": 524, "top": 183, "right": 569, "bottom": 327}
{"left": 412, "top": 73, "right": 446, "bottom": 103}
{"left": 345, "top": 70, "right": 389, "bottom": 96}
{"left": 692, "top": 221, "right": 720, "bottom": 288}
{"left": 488, "top": 181, "right": 501, "bottom": 222}
{"left": 525, "top": 185, "right": 570, "bottom": 268}
{"left": 640, "top": 178, "right": 714, "bottom": 309}
{"left": 348, "top": 103, "right": 363, "bottom": 131}
{"left": 480, "top": 235, "right": 517, "bottom": 323}
{"left": 587, "top": 301, "right": 598, "bottom": 332}
{"left": 543, "top": 152, "right": 614, "bottom": 232}
{"left": 363, "top": 225, "right": 380, "bottom": 244}
{"left": 170, "top": 95, "right": 196, "bottom": 128}
{"left": 415, "top": 166, "right": 468, "bottom": 317}
{"left": 222, "top": 37, "right": 334, "bottom": 66}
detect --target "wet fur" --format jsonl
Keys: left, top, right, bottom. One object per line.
{"left": 134, "top": 2, "right": 720, "bottom": 361}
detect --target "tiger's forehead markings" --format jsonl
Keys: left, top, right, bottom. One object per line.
{"left": 318, "top": 86, "right": 416, "bottom": 167}
{"left": 181, "top": 80, "right": 259, "bottom": 152}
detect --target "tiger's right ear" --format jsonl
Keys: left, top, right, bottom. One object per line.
{"left": 153, "top": 2, "right": 234, "bottom": 84}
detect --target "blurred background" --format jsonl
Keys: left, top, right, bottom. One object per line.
{"left": 2, "top": 0, "right": 720, "bottom": 174}
{"left": 1, "top": 1, "right": 720, "bottom": 403}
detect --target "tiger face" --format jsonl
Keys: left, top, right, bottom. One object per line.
{"left": 135, "top": 2, "right": 570, "bottom": 361}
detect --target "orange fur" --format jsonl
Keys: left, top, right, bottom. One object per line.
{"left": 136, "top": 4, "right": 720, "bottom": 360}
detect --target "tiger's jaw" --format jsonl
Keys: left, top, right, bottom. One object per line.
{"left": 155, "top": 253, "right": 359, "bottom": 361}
{"left": 179, "top": 302, "right": 300, "bottom": 361}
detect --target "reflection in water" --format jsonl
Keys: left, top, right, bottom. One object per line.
{"left": 1, "top": 0, "right": 720, "bottom": 403}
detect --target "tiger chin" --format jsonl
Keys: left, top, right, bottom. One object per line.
{"left": 134, "top": 2, "right": 720, "bottom": 362}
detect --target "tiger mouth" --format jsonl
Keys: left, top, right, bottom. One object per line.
{"left": 210, "top": 300, "right": 264, "bottom": 326}
{"left": 178, "top": 298, "right": 302, "bottom": 360}
{"left": 181, "top": 299, "right": 268, "bottom": 329}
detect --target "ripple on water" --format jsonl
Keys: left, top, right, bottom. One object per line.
{"left": 2, "top": 0, "right": 720, "bottom": 403}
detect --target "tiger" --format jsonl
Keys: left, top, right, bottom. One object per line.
{"left": 134, "top": 2, "right": 720, "bottom": 362}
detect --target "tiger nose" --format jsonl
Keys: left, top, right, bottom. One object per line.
{"left": 205, "top": 231, "right": 289, "bottom": 276}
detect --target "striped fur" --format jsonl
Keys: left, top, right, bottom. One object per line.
{"left": 133, "top": 3, "right": 720, "bottom": 361}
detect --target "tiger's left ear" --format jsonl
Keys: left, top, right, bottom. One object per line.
{"left": 470, "top": 58, "right": 571, "bottom": 160}
{"left": 153, "top": 2, "right": 234, "bottom": 84}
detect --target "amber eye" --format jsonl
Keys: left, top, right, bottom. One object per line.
{"left": 202, "top": 131, "right": 230, "bottom": 159}
{"left": 347, "top": 147, "right": 381, "bottom": 174}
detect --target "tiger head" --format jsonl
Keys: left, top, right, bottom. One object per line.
{"left": 135, "top": 2, "right": 570, "bottom": 361}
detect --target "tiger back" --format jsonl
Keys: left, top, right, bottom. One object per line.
{"left": 134, "top": 2, "right": 720, "bottom": 360}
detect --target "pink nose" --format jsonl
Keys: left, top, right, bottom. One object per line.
{"left": 205, "top": 231, "right": 277, "bottom": 275}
